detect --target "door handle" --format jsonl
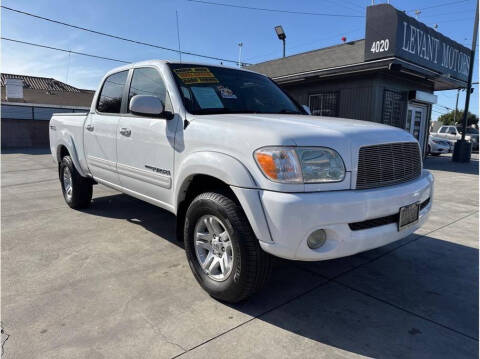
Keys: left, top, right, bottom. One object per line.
{"left": 86, "top": 124, "right": 94, "bottom": 132}
{"left": 120, "top": 128, "right": 131, "bottom": 137}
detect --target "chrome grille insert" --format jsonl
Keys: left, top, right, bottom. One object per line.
{"left": 356, "top": 142, "right": 421, "bottom": 190}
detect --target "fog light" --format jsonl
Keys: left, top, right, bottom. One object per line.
{"left": 307, "top": 229, "right": 327, "bottom": 249}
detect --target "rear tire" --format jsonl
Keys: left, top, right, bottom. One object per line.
{"left": 184, "top": 192, "right": 271, "bottom": 303}
{"left": 59, "top": 155, "right": 92, "bottom": 209}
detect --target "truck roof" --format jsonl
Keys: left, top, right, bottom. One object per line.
{"left": 104, "top": 60, "right": 256, "bottom": 78}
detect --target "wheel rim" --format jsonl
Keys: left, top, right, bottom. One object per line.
{"left": 193, "top": 215, "right": 234, "bottom": 281}
{"left": 63, "top": 167, "right": 73, "bottom": 200}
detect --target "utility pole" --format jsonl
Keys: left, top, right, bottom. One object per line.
{"left": 238, "top": 42, "right": 243, "bottom": 67}
{"left": 454, "top": 88, "right": 460, "bottom": 123}
{"left": 453, "top": 0, "right": 478, "bottom": 162}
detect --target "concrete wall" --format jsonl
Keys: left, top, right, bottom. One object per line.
{"left": 1, "top": 104, "right": 89, "bottom": 148}
{"left": 2, "top": 119, "right": 50, "bottom": 148}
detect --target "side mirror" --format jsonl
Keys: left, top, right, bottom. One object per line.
{"left": 302, "top": 105, "right": 311, "bottom": 115}
{"left": 130, "top": 95, "right": 167, "bottom": 118}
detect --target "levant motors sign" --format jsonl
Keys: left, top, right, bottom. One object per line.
{"left": 364, "top": 4, "right": 471, "bottom": 82}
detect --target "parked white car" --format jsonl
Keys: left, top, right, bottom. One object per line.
{"left": 49, "top": 61, "right": 433, "bottom": 302}
{"left": 427, "top": 136, "right": 450, "bottom": 156}
{"left": 436, "top": 125, "right": 479, "bottom": 151}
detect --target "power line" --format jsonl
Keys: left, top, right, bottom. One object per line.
{"left": 1, "top": 37, "right": 130, "bottom": 63}
{"left": 418, "top": 9, "right": 473, "bottom": 19}
{"left": 408, "top": 0, "right": 470, "bottom": 13}
{"left": 187, "top": 0, "right": 468, "bottom": 18}
{"left": 434, "top": 104, "right": 455, "bottom": 111}
{"left": 187, "top": 0, "right": 364, "bottom": 17}
{"left": 1, "top": 5, "right": 244, "bottom": 64}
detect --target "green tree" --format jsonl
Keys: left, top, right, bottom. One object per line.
{"left": 438, "top": 110, "right": 478, "bottom": 126}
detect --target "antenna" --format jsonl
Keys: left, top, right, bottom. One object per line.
{"left": 176, "top": 10, "right": 182, "bottom": 62}
{"left": 65, "top": 50, "right": 71, "bottom": 83}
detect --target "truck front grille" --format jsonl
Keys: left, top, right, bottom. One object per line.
{"left": 356, "top": 142, "right": 421, "bottom": 190}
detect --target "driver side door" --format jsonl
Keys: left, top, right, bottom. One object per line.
{"left": 116, "top": 66, "right": 178, "bottom": 209}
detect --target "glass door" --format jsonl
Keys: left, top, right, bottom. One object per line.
{"left": 406, "top": 105, "right": 427, "bottom": 152}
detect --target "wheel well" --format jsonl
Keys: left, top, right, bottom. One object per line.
{"left": 175, "top": 174, "right": 239, "bottom": 241}
{"left": 58, "top": 145, "right": 69, "bottom": 161}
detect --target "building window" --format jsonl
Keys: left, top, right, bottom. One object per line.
{"left": 309, "top": 92, "right": 339, "bottom": 117}
{"left": 382, "top": 89, "right": 407, "bottom": 128}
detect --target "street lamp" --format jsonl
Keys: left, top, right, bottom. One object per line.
{"left": 275, "top": 25, "right": 286, "bottom": 58}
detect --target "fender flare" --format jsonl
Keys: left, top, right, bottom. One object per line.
{"left": 56, "top": 135, "right": 88, "bottom": 178}
{"left": 173, "top": 151, "right": 257, "bottom": 209}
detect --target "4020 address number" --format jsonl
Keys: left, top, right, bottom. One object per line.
{"left": 370, "top": 39, "right": 390, "bottom": 53}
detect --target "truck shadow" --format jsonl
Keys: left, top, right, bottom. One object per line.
{"left": 85, "top": 192, "right": 182, "bottom": 249}
{"left": 83, "top": 192, "right": 478, "bottom": 358}
{"left": 231, "top": 235, "right": 478, "bottom": 357}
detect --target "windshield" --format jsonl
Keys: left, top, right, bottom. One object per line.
{"left": 456, "top": 127, "right": 479, "bottom": 134}
{"left": 168, "top": 64, "right": 305, "bottom": 115}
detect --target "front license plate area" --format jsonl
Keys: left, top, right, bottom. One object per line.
{"left": 398, "top": 202, "right": 420, "bottom": 231}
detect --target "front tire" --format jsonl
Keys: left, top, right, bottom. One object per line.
{"left": 59, "top": 155, "right": 92, "bottom": 209}
{"left": 184, "top": 192, "right": 271, "bottom": 303}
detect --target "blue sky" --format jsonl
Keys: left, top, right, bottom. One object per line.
{"left": 2, "top": 0, "right": 478, "bottom": 121}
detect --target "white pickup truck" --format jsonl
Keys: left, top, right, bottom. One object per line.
{"left": 50, "top": 60, "right": 433, "bottom": 302}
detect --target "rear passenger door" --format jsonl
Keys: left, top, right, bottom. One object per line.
{"left": 85, "top": 70, "right": 128, "bottom": 185}
{"left": 116, "top": 67, "right": 177, "bottom": 208}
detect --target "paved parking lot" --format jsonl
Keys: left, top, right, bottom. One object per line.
{"left": 1, "top": 150, "right": 478, "bottom": 358}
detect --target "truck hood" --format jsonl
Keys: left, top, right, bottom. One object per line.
{"left": 184, "top": 113, "right": 420, "bottom": 192}
{"left": 191, "top": 114, "right": 417, "bottom": 169}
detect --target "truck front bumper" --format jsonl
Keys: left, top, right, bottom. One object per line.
{"left": 257, "top": 170, "right": 433, "bottom": 261}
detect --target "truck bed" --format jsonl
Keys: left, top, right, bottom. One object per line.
{"left": 49, "top": 112, "right": 89, "bottom": 175}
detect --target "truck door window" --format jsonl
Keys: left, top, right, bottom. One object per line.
{"left": 439, "top": 127, "right": 447, "bottom": 133}
{"left": 128, "top": 67, "right": 172, "bottom": 112}
{"left": 449, "top": 127, "right": 457, "bottom": 134}
{"left": 96, "top": 71, "right": 128, "bottom": 113}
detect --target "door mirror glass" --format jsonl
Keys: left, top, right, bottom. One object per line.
{"left": 130, "top": 95, "right": 164, "bottom": 116}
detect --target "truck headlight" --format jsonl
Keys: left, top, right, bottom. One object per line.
{"left": 254, "top": 147, "right": 345, "bottom": 183}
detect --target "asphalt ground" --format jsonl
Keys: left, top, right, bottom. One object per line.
{"left": 1, "top": 149, "right": 478, "bottom": 358}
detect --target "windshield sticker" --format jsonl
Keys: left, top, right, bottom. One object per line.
{"left": 191, "top": 87, "right": 224, "bottom": 109}
{"left": 174, "top": 67, "right": 219, "bottom": 84}
{"left": 217, "top": 85, "right": 237, "bottom": 99}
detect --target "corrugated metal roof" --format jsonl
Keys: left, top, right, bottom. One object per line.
{"left": 247, "top": 39, "right": 366, "bottom": 79}
{"left": 1, "top": 73, "right": 82, "bottom": 93}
